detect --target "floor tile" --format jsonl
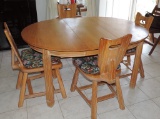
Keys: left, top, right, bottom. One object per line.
{"left": 61, "top": 58, "right": 71, "bottom": 68}
{"left": 1, "top": 54, "right": 12, "bottom": 68}
{"left": 143, "top": 63, "right": 160, "bottom": 78}
{"left": 152, "top": 96, "right": 160, "bottom": 107}
{"left": 0, "top": 76, "right": 17, "bottom": 93}
{"left": 85, "top": 89, "right": 120, "bottom": 114}
{"left": 27, "top": 74, "right": 45, "bottom": 88}
{"left": 134, "top": 71, "right": 153, "bottom": 81}
{"left": 26, "top": 85, "right": 47, "bottom": 107}
{"left": 99, "top": 108, "right": 136, "bottom": 119}
{"left": 141, "top": 54, "right": 155, "bottom": 65}
{"left": 0, "top": 68, "right": 19, "bottom": 78}
{"left": 27, "top": 102, "right": 64, "bottom": 119}
{"left": 59, "top": 96, "right": 91, "bottom": 119}
{"left": 127, "top": 100, "right": 160, "bottom": 119}
{"left": 0, "top": 90, "right": 26, "bottom": 113}
{"left": 120, "top": 77, "right": 130, "bottom": 86}
{"left": 143, "top": 51, "right": 160, "bottom": 63}
{"left": 60, "top": 67, "right": 74, "bottom": 82}
{"left": 0, "top": 108, "right": 27, "bottom": 119}
{"left": 137, "top": 78, "right": 160, "bottom": 98}
{"left": 121, "top": 85, "right": 149, "bottom": 106}
{"left": 1, "top": 50, "right": 11, "bottom": 56}
{"left": 55, "top": 79, "right": 80, "bottom": 100}
{"left": 97, "top": 98, "right": 120, "bottom": 114}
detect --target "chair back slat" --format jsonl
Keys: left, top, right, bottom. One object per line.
{"left": 152, "top": 5, "right": 160, "bottom": 16}
{"left": 57, "top": 3, "right": 77, "bottom": 18}
{"left": 4, "top": 22, "right": 24, "bottom": 67}
{"left": 135, "top": 12, "right": 154, "bottom": 30}
{"left": 98, "top": 34, "right": 132, "bottom": 83}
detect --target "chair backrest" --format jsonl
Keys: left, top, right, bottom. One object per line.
{"left": 4, "top": 22, "right": 24, "bottom": 68}
{"left": 57, "top": 3, "right": 77, "bottom": 18}
{"left": 98, "top": 34, "right": 132, "bottom": 83}
{"left": 135, "top": 12, "right": 154, "bottom": 30}
{"left": 152, "top": 5, "right": 160, "bottom": 16}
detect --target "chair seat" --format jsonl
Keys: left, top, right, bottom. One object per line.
{"left": 73, "top": 56, "right": 121, "bottom": 74}
{"left": 21, "top": 48, "right": 61, "bottom": 68}
{"left": 126, "top": 48, "right": 136, "bottom": 53}
{"left": 149, "top": 27, "right": 160, "bottom": 33}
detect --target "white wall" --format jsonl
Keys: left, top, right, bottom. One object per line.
{"left": 36, "top": 0, "right": 47, "bottom": 22}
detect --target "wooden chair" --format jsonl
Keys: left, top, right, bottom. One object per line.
{"left": 57, "top": 3, "right": 77, "bottom": 18}
{"left": 4, "top": 22, "right": 66, "bottom": 107}
{"left": 123, "top": 12, "right": 153, "bottom": 77}
{"left": 152, "top": 5, "right": 160, "bottom": 16}
{"left": 148, "top": 5, "right": 160, "bottom": 55}
{"left": 77, "top": 4, "right": 87, "bottom": 16}
{"left": 70, "top": 34, "right": 132, "bottom": 119}
{"left": 135, "top": 12, "right": 154, "bottom": 30}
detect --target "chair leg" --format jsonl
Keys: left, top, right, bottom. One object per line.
{"left": 91, "top": 81, "right": 98, "bottom": 119}
{"left": 70, "top": 68, "right": 79, "bottom": 92}
{"left": 16, "top": 71, "right": 23, "bottom": 89}
{"left": 127, "top": 56, "right": 131, "bottom": 65}
{"left": 53, "top": 84, "right": 56, "bottom": 91}
{"left": 151, "top": 33, "right": 155, "bottom": 43}
{"left": 52, "top": 70, "right": 57, "bottom": 79}
{"left": 115, "top": 77, "right": 125, "bottom": 110}
{"left": 139, "top": 59, "right": 144, "bottom": 78}
{"left": 56, "top": 69, "right": 67, "bottom": 98}
{"left": 149, "top": 36, "right": 160, "bottom": 55}
{"left": 18, "top": 73, "right": 28, "bottom": 107}
{"left": 26, "top": 79, "right": 33, "bottom": 95}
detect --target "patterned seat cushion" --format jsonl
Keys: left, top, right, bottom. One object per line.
{"left": 126, "top": 48, "right": 136, "bottom": 53}
{"left": 73, "top": 56, "right": 121, "bottom": 74}
{"left": 21, "top": 48, "right": 61, "bottom": 68}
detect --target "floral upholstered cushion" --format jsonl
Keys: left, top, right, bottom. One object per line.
{"left": 126, "top": 48, "right": 136, "bottom": 53}
{"left": 21, "top": 48, "right": 60, "bottom": 68}
{"left": 73, "top": 56, "right": 121, "bottom": 74}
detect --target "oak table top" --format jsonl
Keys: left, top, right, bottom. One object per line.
{"left": 21, "top": 17, "right": 148, "bottom": 107}
{"left": 21, "top": 17, "right": 148, "bottom": 57}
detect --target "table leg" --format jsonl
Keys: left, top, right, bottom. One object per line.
{"left": 130, "top": 41, "right": 144, "bottom": 88}
{"left": 149, "top": 35, "right": 160, "bottom": 55}
{"left": 43, "top": 49, "right": 54, "bottom": 107}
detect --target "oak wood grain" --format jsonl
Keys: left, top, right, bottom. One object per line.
{"left": 22, "top": 17, "right": 148, "bottom": 57}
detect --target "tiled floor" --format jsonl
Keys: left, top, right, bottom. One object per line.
{"left": 1, "top": 43, "right": 160, "bottom": 119}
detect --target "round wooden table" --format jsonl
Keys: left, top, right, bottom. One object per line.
{"left": 21, "top": 17, "right": 148, "bottom": 107}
